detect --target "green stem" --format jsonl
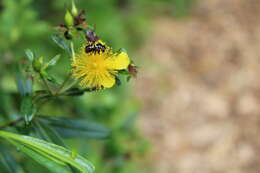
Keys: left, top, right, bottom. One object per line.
{"left": 59, "top": 78, "right": 79, "bottom": 94}
{"left": 56, "top": 73, "right": 72, "bottom": 95}
{"left": 40, "top": 74, "right": 53, "bottom": 95}
{"left": 70, "top": 42, "right": 75, "bottom": 62}
{"left": 32, "top": 90, "right": 49, "bottom": 104}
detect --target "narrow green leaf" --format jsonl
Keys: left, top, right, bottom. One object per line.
{"left": 0, "top": 161, "right": 9, "bottom": 173}
{"left": 121, "top": 114, "right": 138, "bottom": 131}
{"left": 0, "top": 148, "right": 19, "bottom": 173}
{"left": 118, "top": 69, "right": 130, "bottom": 75}
{"left": 64, "top": 88, "right": 86, "bottom": 96}
{"left": 32, "top": 120, "right": 66, "bottom": 147}
{"left": 42, "top": 54, "right": 61, "bottom": 70}
{"left": 39, "top": 117, "right": 111, "bottom": 139}
{"left": 0, "top": 131, "right": 95, "bottom": 173}
{"left": 25, "top": 49, "right": 34, "bottom": 62}
{"left": 118, "top": 48, "right": 127, "bottom": 53}
{"left": 55, "top": 128, "right": 110, "bottom": 139}
{"left": 51, "top": 35, "right": 71, "bottom": 54}
{"left": 15, "top": 66, "right": 32, "bottom": 96}
{"left": 9, "top": 140, "right": 71, "bottom": 173}
{"left": 20, "top": 96, "right": 36, "bottom": 124}
{"left": 40, "top": 70, "right": 59, "bottom": 84}
{"left": 126, "top": 75, "right": 131, "bottom": 82}
{"left": 27, "top": 127, "right": 93, "bottom": 173}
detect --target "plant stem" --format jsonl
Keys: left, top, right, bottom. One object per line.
{"left": 59, "top": 78, "right": 79, "bottom": 94}
{"left": 54, "top": 41, "right": 76, "bottom": 94}
{"left": 56, "top": 73, "right": 72, "bottom": 95}
{"left": 70, "top": 42, "right": 75, "bottom": 62}
{"left": 40, "top": 74, "right": 53, "bottom": 95}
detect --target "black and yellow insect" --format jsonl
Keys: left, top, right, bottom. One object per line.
{"left": 84, "top": 29, "right": 107, "bottom": 54}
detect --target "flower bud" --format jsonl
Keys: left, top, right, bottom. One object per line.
{"left": 65, "top": 10, "right": 74, "bottom": 26}
{"left": 128, "top": 64, "right": 138, "bottom": 78}
{"left": 71, "top": 0, "right": 78, "bottom": 16}
{"left": 33, "top": 56, "right": 43, "bottom": 72}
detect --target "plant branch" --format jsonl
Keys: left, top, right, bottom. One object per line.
{"left": 40, "top": 74, "right": 53, "bottom": 95}
{"left": 56, "top": 73, "right": 72, "bottom": 95}
{"left": 70, "top": 42, "right": 75, "bottom": 62}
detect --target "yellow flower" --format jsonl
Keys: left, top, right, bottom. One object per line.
{"left": 71, "top": 41, "right": 130, "bottom": 89}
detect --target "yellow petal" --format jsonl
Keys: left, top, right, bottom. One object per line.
{"left": 101, "top": 74, "right": 115, "bottom": 88}
{"left": 106, "top": 52, "right": 130, "bottom": 70}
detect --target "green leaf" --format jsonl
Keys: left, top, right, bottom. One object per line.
{"left": 40, "top": 70, "right": 59, "bottom": 84}
{"left": 55, "top": 128, "right": 111, "bottom": 139}
{"left": 118, "top": 69, "right": 130, "bottom": 75}
{"left": 126, "top": 75, "right": 131, "bottom": 82}
{"left": 21, "top": 96, "right": 36, "bottom": 124}
{"left": 0, "top": 131, "right": 95, "bottom": 173}
{"left": 42, "top": 54, "right": 61, "bottom": 70}
{"left": 15, "top": 66, "right": 33, "bottom": 96}
{"left": 118, "top": 48, "right": 127, "bottom": 53}
{"left": 64, "top": 88, "right": 86, "bottom": 96}
{"left": 121, "top": 114, "right": 138, "bottom": 131}
{"left": 0, "top": 147, "right": 19, "bottom": 173}
{"left": 0, "top": 162, "right": 9, "bottom": 173}
{"left": 39, "top": 117, "right": 111, "bottom": 139}
{"left": 32, "top": 120, "right": 66, "bottom": 147}
{"left": 25, "top": 49, "right": 34, "bottom": 62}
{"left": 9, "top": 140, "right": 71, "bottom": 173}
{"left": 115, "top": 77, "right": 121, "bottom": 86}
{"left": 51, "top": 35, "right": 71, "bottom": 54}
{"left": 41, "top": 125, "right": 81, "bottom": 173}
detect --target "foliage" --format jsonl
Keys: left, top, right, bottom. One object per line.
{"left": 0, "top": 0, "right": 194, "bottom": 173}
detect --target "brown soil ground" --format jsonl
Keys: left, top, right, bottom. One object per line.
{"left": 135, "top": 0, "right": 260, "bottom": 172}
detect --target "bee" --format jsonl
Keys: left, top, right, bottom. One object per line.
{"left": 85, "top": 29, "right": 99, "bottom": 43}
{"left": 85, "top": 29, "right": 106, "bottom": 54}
{"left": 85, "top": 43, "right": 106, "bottom": 54}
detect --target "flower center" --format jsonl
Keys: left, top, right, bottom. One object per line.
{"left": 92, "top": 62, "right": 98, "bottom": 68}
{"left": 88, "top": 56, "right": 105, "bottom": 71}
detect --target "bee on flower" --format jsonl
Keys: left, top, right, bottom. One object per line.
{"left": 71, "top": 30, "right": 130, "bottom": 90}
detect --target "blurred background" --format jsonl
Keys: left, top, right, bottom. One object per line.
{"left": 1, "top": 0, "right": 260, "bottom": 173}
